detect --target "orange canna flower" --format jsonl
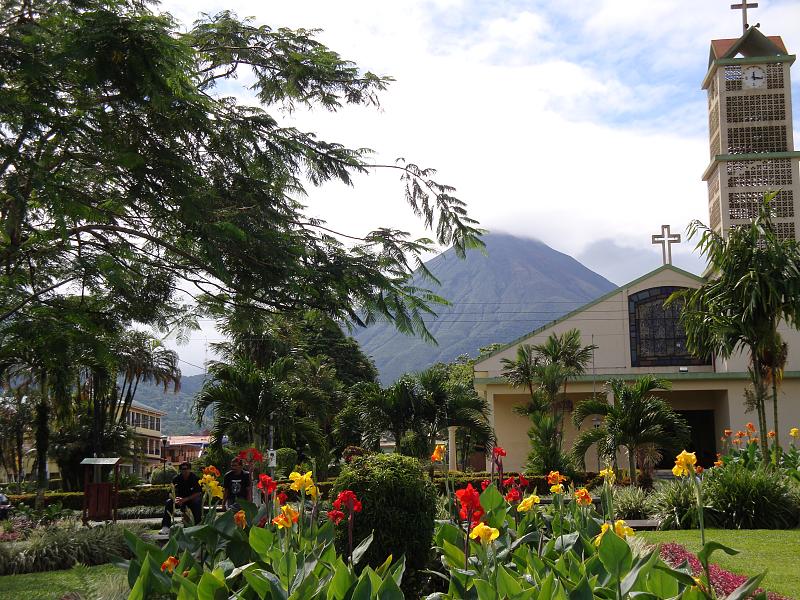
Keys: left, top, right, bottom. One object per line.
{"left": 736, "top": 430, "right": 746, "bottom": 438}
{"left": 714, "top": 459, "right": 723, "bottom": 467}
{"left": 431, "top": 444, "right": 446, "bottom": 462}
{"left": 695, "top": 466, "right": 704, "bottom": 475}
{"left": 234, "top": 510, "right": 247, "bottom": 529}
{"left": 161, "top": 556, "right": 179, "bottom": 573}
{"left": 272, "top": 504, "right": 299, "bottom": 529}
{"left": 732, "top": 438, "right": 742, "bottom": 445}
{"left": 723, "top": 429, "right": 732, "bottom": 437}
{"left": 546, "top": 471, "right": 567, "bottom": 485}
{"left": 202, "top": 465, "right": 220, "bottom": 478}
{"left": 768, "top": 431, "right": 776, "bottom": 438}
{"left": 574, "top": 488, "right": 592, "bottom": 506}
{"left": 746, "top": 422, "right": 756, "bottom": 432}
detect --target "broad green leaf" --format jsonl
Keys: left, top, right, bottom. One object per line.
{"left": 389, "top": 555, "right": 406, "bottom": 586}
{"left": 327, "top": 560, "right": 356, "bottom": 600}
{"left": 620, "top": 550, "right": 659, "bottom": 595}
{"left": 375, "top": 554, "right": 394, "bottom": 578}
{"left": 473, "top": 578, "right": 497, "bottom": 600}
{"left": 352, "top": 532, "right": 374, "bottom": 567}
{"left": 724, "top": 572, "right": 767, "bottom": 600}
{"left": 597, "top": 531, "right": 631, "bottom": 581}
{"left": 479, "top": 484, "right": 505, "bottom": 513}
{"left": 197, "top": 569, "right": 227, "bottom": 600}
{"left": 496, "top": 565, "right": 522, "bottom": 598}
{"left": 568, "top": 576, "right": 592, "bottom": 600}
{"left": 644, "top": 565, "right": 679, "bottom": 596}
{"left": 127, "top": 554, "right": 153, "bottom": 600}
{"left": 289, "top": 572, "right": 319, "bottom": 600}
{"left": 376, "top": 574, "right": 404, "bottom": 600}
{"left": 351, "top": 572, "right": 373, "bottom": 600}
{"left": 697, "top": 541, "right": 739, "bottom": 571}
{"left": 245, "top": 569, "right": 288, "bottom": 600}
{"left": 249, "top": 525, "right": 275, "bottom": 560}
{"left": 441, "top": 540, "right": 467, "bottom": 570}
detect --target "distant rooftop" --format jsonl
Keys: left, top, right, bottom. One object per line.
{"left": 131, "top": 400, "right": 166, "bottom": 415}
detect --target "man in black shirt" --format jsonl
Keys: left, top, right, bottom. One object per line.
{"left": 160, "top": 462, "right": 202, "bottom": 534}
{"left": 222, "top": 457, "right": 251, "bottom": 510}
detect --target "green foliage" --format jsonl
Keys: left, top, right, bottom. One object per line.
{"left": 703, "top": 463, "right": 800, "bottom": 529}
{"left": 572, "top": 376, "right": 690, "bottom": 481}
{"left": 331, "top": 453, "right": 436, "bottom": 595}
{"left": 117, "top": 505, "right": 164, "bottom": 520}
{"left": 613, "top": 485, "right": 651, "bottom": 520}
{"left": 0, "top": 523, "right": 144, "bottom": 576}
{"left": 649, "top": 478, "right": 704, "bottom": 530}
{"left": 13, "top": 501, "right": 76, "bottom": 527}
{"left": 150, "top": 467, "right": 179, "bottom": 485}
{"left": 275, "top": 447, "right": 299, "bottom": 478}
{"left": 9, "top": 485, "right": 172, "bottom": 510}
{"left": 191, "top": 444, "right": 236, "bottom": 474}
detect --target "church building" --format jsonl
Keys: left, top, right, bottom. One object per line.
{"left": 474, "top": 16, "right": 800, "bottom": 473}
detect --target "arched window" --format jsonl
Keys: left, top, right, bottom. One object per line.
{"left": 628, "top": 287, "right": 711, "bottom": 367}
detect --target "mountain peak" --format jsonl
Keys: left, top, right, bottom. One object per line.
{"left": 354, "top": 233, "right": 616, "bottom": 383}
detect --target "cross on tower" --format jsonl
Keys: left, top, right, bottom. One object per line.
{"left": 731, "top": 1, "right": 758, "bottom": 35}
{"left": 651, "top": 225, "right": 681, "bottom": 266}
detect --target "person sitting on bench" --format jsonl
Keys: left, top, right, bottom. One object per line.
{"left": 160, "top": 462, "right": 202, "bottom": 534}
{"left": 223, "top": 457, "right": 251, "bottom": 511}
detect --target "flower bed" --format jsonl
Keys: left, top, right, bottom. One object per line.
{"left": 659, "top": 542, "right": 790, "bottom": 600}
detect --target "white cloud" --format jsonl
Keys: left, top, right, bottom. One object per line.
{"left": 155, "top": 0, "right": 800, "bottom": 372}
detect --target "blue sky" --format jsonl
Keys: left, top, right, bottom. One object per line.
{"left": 159, "top": 0, "right": 800, "bottom": 372}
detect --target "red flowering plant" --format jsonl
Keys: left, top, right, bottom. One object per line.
{"left": 491, "top": 446, "right": 506, "bottom": 489}
{"left": 454, "top": 483, "right": 485, "bottom": 569}
{"left": 257, "top": 473, "right": 277, "bottom": 520}
{"left": 236, "top": 447, "right": 264, "bottom": 503}
{"left": 330, "top": 490, "right": 363, "bottom": 563}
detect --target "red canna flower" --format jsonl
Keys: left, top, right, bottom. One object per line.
{"left": 502, "top": 476, "right": 515, "bottom": 488}
{"left": 277, "top": 491, "right": 288, "bottom": 505}
{"left": 480, "top": 479, "right": 490, "bottom": 491}
{"left": 333, "top": 490, "right": 363, "bottom": 513}
{"left": 455, "top": 483, "right": 484, "bottom": 524}
{"left": 327, "top": 509, "right": 345, "bottom": 525}
{"left": 238, "top": 447, "right": 263, "bottom": 462}
{"left": 492, "top": 446, "right": 507, "bottom": 458}
{"left": 257, "top": 474, "right": 276, "bottom": 494}
{"left": 518, "top": 474, "right": 529, "bottom": 488}
{"left": 505, "top": 488, "right": 521, "bottom": 503}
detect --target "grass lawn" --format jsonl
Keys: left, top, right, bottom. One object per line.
{"left": 640, "top": 528, "right": 800, "bottom": 599}
{"left": 0, "top": 563, "right": 128, "bottom": 600}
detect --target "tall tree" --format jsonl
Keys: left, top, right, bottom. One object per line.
{"left": 668, "top": 194, "right": 800, "bottom": 460}
{"left": 1, "top": 0, "right": 482, "bottom": 339}
{"left": 572, "top": 376, "right": 690, "bottom": 482}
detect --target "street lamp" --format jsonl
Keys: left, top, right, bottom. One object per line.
{"left": 161, "top": 436, "right": 168, "bottom": 474}
{"left": 592, "top": 417, "right": 602, "bottom": 472}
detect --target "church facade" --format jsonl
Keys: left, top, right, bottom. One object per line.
{"left": 474, "top": 22, "right": 800, "bottom": 473}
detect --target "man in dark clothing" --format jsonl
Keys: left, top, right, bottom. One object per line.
{"left": 222, "top": 457, "right": 251, "bottom": 510}
{"left": 160, "top": 462, "right": 202, "bottom": 534}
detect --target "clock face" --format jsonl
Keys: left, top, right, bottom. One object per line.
{"left": 742, "top": 65, "right": 766, "bottom": 89}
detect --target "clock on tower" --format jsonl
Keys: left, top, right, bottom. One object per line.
{"left": 702, "top": 26, "right": 800, "bottom": 240}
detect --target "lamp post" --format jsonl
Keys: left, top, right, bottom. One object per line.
{"left": 592, "top": 417, "right": 602, "bottom": 472}
{"left": 161, "top": 436, "right": 168, "bottom": 474}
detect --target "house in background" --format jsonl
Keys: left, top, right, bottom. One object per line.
{"left": 164, "top": 434, "right": 212, "bottom": 465}
{"left": 124, "top": 401, "right": 167, "bottom": 478}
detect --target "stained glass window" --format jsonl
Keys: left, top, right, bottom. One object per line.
{"left": 628, "top": 287, "right": 711, "bottom": 367}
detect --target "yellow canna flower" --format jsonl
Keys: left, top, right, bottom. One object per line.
{"left": 289, "top": 471, "right": 315, "bottom": 494}
{"left": 517, "top": 494, "right": 540, "bottom": 513}
{"left": 593, "top": 522, "right": 611, "bottom": 546}
{"left": 306, "top": 484, "right": 318, "bottom": 500}
{"left": 671, "top": 450, "right": 697, "bottom": 478}
{"left": 431, "top": 444, "right": 446, "bottom": 462}
{"left": 599, "top": 467, "right": 615, "bottom": 484}
{"left": 550, "top": 483, "right": 564, "bottom": 494}
{"left": 613, "top": 519, "right": 634, "bottom": 538}
{"left": 272, "top": 503, "right": 299, "bottom": 529}
{"left": 469, "top": 522, "right": 499, "bottom": 545}
{"left": 790, "top": 427, "right": 799, "bottom": 438}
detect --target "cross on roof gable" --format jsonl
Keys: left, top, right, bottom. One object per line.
{"left": 708, "top": 27, "right": 788, "bottom": 67}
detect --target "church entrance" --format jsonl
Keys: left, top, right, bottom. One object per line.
{"left": 677, "top": 410, "right": 716, "bottom": 467}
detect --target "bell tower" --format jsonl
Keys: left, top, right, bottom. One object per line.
{"left": 702, "top": 25, "right": 800, "bottom": 239}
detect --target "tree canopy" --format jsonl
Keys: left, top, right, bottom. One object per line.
{"left": 1, "top": 0, "right": 483, "bottom": 338}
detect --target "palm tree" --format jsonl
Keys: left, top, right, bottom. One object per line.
{"left": 572, "top": 376, "right": 690, "bottom": 483}
{"left": 668, "top": 194, "right": 800, "bottom": 460}
{"left": 412, "top": 363, "right": 495, "bottom": 461}
{"left": 357, "top": 377, "right": 418, "bottom": 452}
{"left": 500, "top": 344, "right": 539, "bottom": 401}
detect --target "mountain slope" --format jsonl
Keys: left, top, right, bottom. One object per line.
{"left": 353, "top": 233, "right": 616, "bottom": 384}
{"left": 133, "top": 373, "right": 207, "bottom": 435}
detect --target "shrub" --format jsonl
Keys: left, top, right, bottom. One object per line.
{"left": 331, "top": 453, "right": 437, "bottom": 596}
{"left": 612, "top": 485, "right": 651, "bottom": 520}
{"left": 648, "top": 478, "right": 702, "bottom": 530}
{"left": 8, "top": 485, "right": 172, "bottom": 510}
{"left": 704, "top": 463, "right": 800, "bottom": 529}
{"left": 150, "top": 467, "right": 178, "bottom": 485}
{"left": 275, "top": 447, "right": 298, "bottom": 478}
{"left": 0, "top": 522, "right": 145, "bottom": 576}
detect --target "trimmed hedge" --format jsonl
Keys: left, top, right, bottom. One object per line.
{"left": 8, "top": 485, "right": 172, "bottom": 510}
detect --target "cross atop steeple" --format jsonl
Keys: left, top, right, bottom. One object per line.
{"left": 730, "top": 1, "right": 758, "bottom": 35}
{"left": 651, "top": 225, "right": 681, "bottom": 266}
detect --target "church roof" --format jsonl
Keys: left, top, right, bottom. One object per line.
{"left": 708, "top": 28, "right": 789, "bottom": 66}
{"left": 474, "top": 264, "right": 704, "bottom": 366}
